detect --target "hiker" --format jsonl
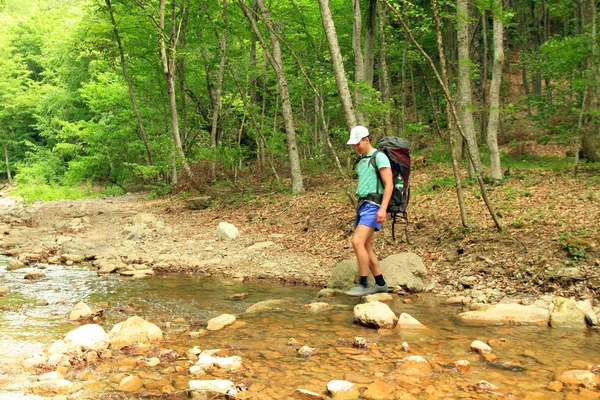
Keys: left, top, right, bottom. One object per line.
{"left": 345, "top": 125, "right": 392, "bottom": 297}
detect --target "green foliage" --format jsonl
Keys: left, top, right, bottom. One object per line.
{"left": 559, "top": 232, "right": 589, "bottom": 261}
{"left": 12, "top": 182, "right": 110, "bottom": 203}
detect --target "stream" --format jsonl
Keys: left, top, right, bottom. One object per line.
{"left": 0, "top": 254, "right": 599, "bottom": 399}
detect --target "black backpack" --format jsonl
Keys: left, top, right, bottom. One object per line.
{"left": 370, "top": 137, "right": 411, "bottom": 241}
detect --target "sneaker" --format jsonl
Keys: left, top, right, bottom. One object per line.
{"left": 344, "top": 284, "right": 371, "bottom": 297}
{"left": 367, "top": 283, "right": 389, "bottom": 294}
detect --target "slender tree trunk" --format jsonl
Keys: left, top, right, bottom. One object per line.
{"left": 579, "top": 0, "right": 599, "bottom": 165}
{"left": 352, "top": 0, "right": 366, "bottom": 125}
{"left": 378, "top": 2, "right": 393, "bottom": 135}
{"left": 480, "top": 8, "right": 489, "bottom": 140}
{"left": 244, "top": 0, "right": 304, "bottom": 193}
{"left": 487, "top": 0, "right": 505, "bottom": 183}
{"left": 3, "top": 143, "right": 12, "bottom": 185}
{"left": 106, "top": 0, "right": 153, "bottom": 166}
{"left": 177, "top": 13, "right": 188, "bottom": 148}
{"left": 159, "top": 0, "right": 193, "bottom": 182}
{"left": 318, "top": 0, "right": 358, "bottom": 130}
{"left": 210, "top": 0, "right": 228, "bottom": 180}
{"left": 457, "top": 0, "right": 483, "bottom": 179}
{"left": 364, "top": 0, "right": 377, "bottom": 85}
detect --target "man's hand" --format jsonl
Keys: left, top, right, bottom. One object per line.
{"left": 376, "top": 208, "right": 387, "bottom": 223}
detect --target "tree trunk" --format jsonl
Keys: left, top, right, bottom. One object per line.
{"left": 247, "top": 0, "right": 304, "bottom": 193}
{"left": 487, "top": 0, "right": 505, "bottom": 183}
{"left": 352, "top": 0, "right": 366, "bottom": 125}
{"left": 177, "top": 12, "right": 188, "bottom": 148}
{"left": 378, "top": 1, "right": 393, "bottom": 135}
{"left": 105, "top": 0, "right": 153, "bottom": 166}
{"left": 210, "top": 0, "right": 228, "bottom": 180}
{"left": 578, "top": 0, "right": 599, "bottom": 166}
{"left": 457, "top": 0, "right": 483, "bottom": 179}
{"left": 159, "top": 0, "right": 193, "bottom": 182}
{"left": 480, "top": 8, "right": 489, "bottom": 140}
{"left": 318, "top": 0, "right": 357, "bottom": 130}
{"left": 364, "top": 0, "right": 377, "bottom": 85}
{"left": 3, "top": 143, "right": 12, "bottom": 185}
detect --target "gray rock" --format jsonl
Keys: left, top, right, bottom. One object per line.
{"left": 216, "top": 222, "right": 239, "bottom": 240}
{"left": 550, "top": 297, "right": 586, "bottom": 328}
{"left": 326, "top": 259, "right": 369, "bottom": 290}
{"left": 585, "top": 309, "right": 598, "bottom": 326}
{"left": 353, "top": 301, "right": 398, "bottom": 329}
{"left": 457, "top": 303, "right": 550, "bottom": 326}
{"left": 187, "top": 196, "right": 211, "bottom": 210}
{"left": 380, "top": 253, "right": 428, "bottom": 292}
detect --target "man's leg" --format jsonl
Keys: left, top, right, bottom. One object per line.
{"left": 364, "top": 233, "right": 382, "bottom": 277}
{"left": 352, "top": 224, "right": 375, "bottom": 278}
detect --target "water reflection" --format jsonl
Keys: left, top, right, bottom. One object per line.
{"left": 0, "top": 255, "right": 599, "bottom": 399}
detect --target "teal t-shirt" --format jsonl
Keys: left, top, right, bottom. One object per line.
{"left": 355, "top": 149, "right": 391, "bottom": 198}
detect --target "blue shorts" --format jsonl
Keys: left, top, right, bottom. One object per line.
{"left": 355, "top": 202, "right": 382, "bottom": 231}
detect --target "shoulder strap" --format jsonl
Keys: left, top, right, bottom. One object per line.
{"left": 369, "top": 150, "right": 382, "bottom": 192}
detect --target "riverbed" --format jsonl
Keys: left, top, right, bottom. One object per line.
{"left": 1, "top": 256, "right": 599, "bottom": 399}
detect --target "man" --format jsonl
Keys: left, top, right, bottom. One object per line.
{"left": 345, "top": 125, "right": 392, "bottom": 297}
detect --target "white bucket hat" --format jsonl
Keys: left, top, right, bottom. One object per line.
{"left": 346, "top": 125, "right": 369, "bottom": 145}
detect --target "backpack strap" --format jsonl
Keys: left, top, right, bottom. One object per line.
{"left": 369, "top": 150, "right": 382, "bottom": 193}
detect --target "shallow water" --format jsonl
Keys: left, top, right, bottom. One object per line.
{"left": 0, "top": 255, "right": 599, "bottom": 399}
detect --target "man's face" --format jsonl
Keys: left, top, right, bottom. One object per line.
{"left": 352, "top": 137, "right": 368, "bottom": 155}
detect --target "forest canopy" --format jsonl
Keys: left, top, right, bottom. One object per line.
{"left": 0, "top": 0, "right": 598, "bottom": 199}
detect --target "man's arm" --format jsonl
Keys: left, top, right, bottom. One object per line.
{"left": 376, "top": 166, "right": 393, "bottom": 223}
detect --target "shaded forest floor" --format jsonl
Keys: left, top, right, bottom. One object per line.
{"left": 181, "top": 154, "right": 600, "bottom": 302}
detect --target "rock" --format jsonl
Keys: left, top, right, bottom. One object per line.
{"left": 295, "top": 388, "right": 330, "bottom": 400}
{"left": 471, "top": 380, "right": 500, "bottom": 394}
{"left": 458, "top": 276, "right": 477, "bottom": 288}
{"left": 550, "top": 297, "right": 587, "bottom": 328}
{"left": 38, "top": 371, "right": 64, "bottom": 381}
{"left": 353, "top": 301, "right": 398, "bottom": 329}
{"left": 67, "top": 301, "right": 93, "bottom": 321}
{"left": 470, "top": 340, "right": 492, "bottom": 355}
{"left": 245, "top": 299, "right": 287, "bottom": 313}
{"left": 304, "top": 302, "right": 331, "bottom": 312}
{"left": 108, "top": 316, "right": 164, "bottom": 348}
{"left": 0, "top": 286, "right": 9, "bottom": 295}
{"left": 207, "top": 314, "right": 236, "bottom": 331}
{"left": 7, "top": 260, "right": 26, "bottom": 271}
{"left": 132, "top": 213, "right": 158, "bottom": 226}
{"left": 230, "top": 293, "right": 248, "bottom": 300}
{"left": 547, "top": 381, "right": 564, "bottom": 392}
{"left": 556, "top": 370, "right": 600, "bottom": 387}
{"left": 364, "top": 381, "right": 398, "bottom": 399}
{"left": 24, "top": 270, "right": 46, "bottom": 280}
{"left": 22, "top": 352, "right": 49, "bottom": 371}
{"left": 118, "top": 375, "right": 143, "bottom": 392}
{"left": 326, "top": 259, "right": 371, "bottom": 290}
{"left": 64, "top": 324, "right": 110, "bottom": 351}
{"left": 216, "top": 222, "right": 239, "bottom": 240}
{"left": 585, "top": 309, "right": 598, "bottom": 326}
{"left": 396, "top": 313, "right": 430, "bottom": 331}
{"left": 451, "top": 360, "right": 470, "bottom": 374}
{"left": 457, "top": 303, "right": 550, "bottom": 326}
{"left": 287, "top": 338, "right": 301, "bottom": 346}
{"left": 60, "top": 253, "right": 85, "bottom": 264}
{"left": 186, "top": 196, "right": 211, "bottom": 210}
{"left": 298, "top": 346, "right": 319, "bottom": 358}
{"left": 123, "top": 224, "right": 146, "bottom": 240}
{"left": 396, "top": 355, "right": 432, "bottom": 375}
{"left": 30, "top": 379, "right": 79, "bottom": 396}
{"left": 379, "top": 253, "right": 428, "bottom": 292}
{"left": 327, "top": 380, "right": 359, "bottom": 399}
{"left": 188, "top": 379, "right": 238, "bottom": 397}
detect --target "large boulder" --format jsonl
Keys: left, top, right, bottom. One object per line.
{"left": 108, "top": 316, "right": 164, "bottom": 348}
{"left": 457, "top": 304, "right": 550, "bottom": 326}
{"left": 550, "top": 297, "right": 587, "bottom": 328}
{"left": 379, "top": 253, "right": 427, "bottom": 292}
{"left": 326, "top": 253, "right": 427, "bottom": 292}
{"left": 216, "top": 222, "right": 239, "bottom": 240}
{"left": 353, "top": 301, "right": 398, "bottom": 329}
{"left": 64, "top": 324, "right": 109, "bottom": 351}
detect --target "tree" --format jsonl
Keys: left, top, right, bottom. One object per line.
{"left": 239, "top": 0, "right": 304, "bottom": 193}
{"left": 486, "top": 0, "right": 505, "bottom": 183}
